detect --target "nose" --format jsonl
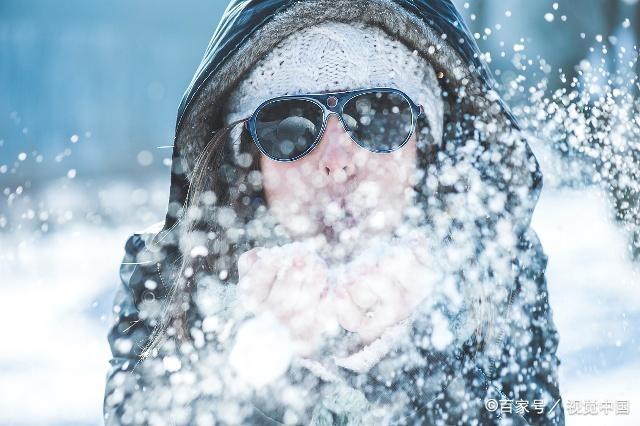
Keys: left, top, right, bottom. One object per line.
{"left": 317, "top": 114, "right": 357, "bottom": 179}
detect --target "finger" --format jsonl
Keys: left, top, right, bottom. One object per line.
{"left": 295, "top": 255, "right": 328, "bottom": 309}
{"left": 279, "top": 251, "right": 329, "bottom": 313}
{"left": 286, "top": 281, "right": 333, "bottom": 355}
{"left": 315, "top": 292, "right": 340, "bottom": 337}
{"left": 237, "top": 245, "right": 286, "bottom": 292}
{"left": 358, "top": 281, "right": 408, "bottom": 341}
{"left": 344, "top": 276, "right": 379, "bottom": 310}
{"left": 377, "top": 254, "right": 428, "bottom": 305}
{"left": 342, "top": 259, "right": 375, "bottom": 283}
{"left": 264, "top": 275, "right": 299, "bottom": 318}
{"left": 385, "top": 252, "right": 434, "bottom": 310}
{"left": 288, "top": 285, "right": 336, "bottom": 349}
{"left": 287, "top": 307, "right": 319, "bottom": 340}
{"left": 237, "top": 247, "right": 262, "bottom": 279}
{"left": 358, "top": 323, "right": 387, "bottom": 345}
{"left": 334, "top": 286, "right": 364, "bottom": 332}
{"left": 237, "top": 257, "right": 280, "bottom": 311}
{"left": 379, "top": 278, "right": 411, "bottom": 323}
{"left": 263, "top": 257, "right": 306, "bottom": 315}
{"left": 358, "top": 312, "right": 394, "bottom": 344}
{"left": 365, "top": 272, "right": 399, "bottom": 302}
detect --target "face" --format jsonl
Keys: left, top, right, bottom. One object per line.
{"left": 261, "top": 113, "right": 418, "bottom": 246}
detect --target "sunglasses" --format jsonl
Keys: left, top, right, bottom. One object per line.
{"left": 242, "top": 87, "right": 425, "bottom": 162}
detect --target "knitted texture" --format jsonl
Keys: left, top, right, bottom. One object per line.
{"left": 223, "top": 21, "right": 444, "bottom": 145}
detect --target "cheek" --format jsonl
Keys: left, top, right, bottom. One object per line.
{"left": 261, "top": 157, "right": 283, "bottom": 200}
{"left": 261, "top": 156, "right": 316, "bottom": 203}
{"left": 347, "top": 138, "right": 417, "bottom": 215}
{"left": 261, "top": 157, "right": 292, "bottom": 209}
{"left": 261, "top": 156, "right": 323, "bottom": 237}
{"left": 364, "top": 136, "right": 417, "bottom": 190}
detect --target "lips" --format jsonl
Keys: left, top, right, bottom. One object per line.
{"left": 327, "top": 175, "right": 359, "bottom": 199}
{"left": 309, "top": 177, "right": 370, "bottom": 240}
{"left": 317, "top": 201, "right": 361, "bottom": 242}
{"left": 343, "top": 210, "right": 358, "bottom": 228}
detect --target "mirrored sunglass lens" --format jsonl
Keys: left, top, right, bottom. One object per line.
{"left": 342, "top": 91, "right": 414, "bottom": 152}
{"left": 255, "top": 99, "right": 323, "bottom": 160}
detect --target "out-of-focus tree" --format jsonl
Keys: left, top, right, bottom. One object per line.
{"left": 456, "top": 0, "right": 640, "bottom": 261}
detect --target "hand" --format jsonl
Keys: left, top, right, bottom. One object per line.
{"left": 236, "top": 243, "right": 337, "bottom": 357}
{"left": 333, "top": 234, "right": 435, "bottom": 345}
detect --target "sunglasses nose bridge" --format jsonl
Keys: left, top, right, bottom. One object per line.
{"left": 323, "top": 111, "right": 351, "bottom": 136}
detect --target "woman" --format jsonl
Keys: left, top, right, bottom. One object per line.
{"left": 104, "top": 1, "right": 565, "bottom": 425}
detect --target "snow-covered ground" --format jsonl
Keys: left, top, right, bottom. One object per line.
{"left": 533, "top": 187, "right": 640, "bottom": 425}
{"left": 0, "top": 177, "right": 639, "bottom": 425}
{"left": 0, "top": 225, "right": 130, "bottom": 425}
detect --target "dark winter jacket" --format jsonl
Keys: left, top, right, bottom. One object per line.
{"left": 104, "top": 1, "right": 565, "bottom": 424}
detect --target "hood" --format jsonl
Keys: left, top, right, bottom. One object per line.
{"left": 162, "top": 0, "right": 534, "bottom": 230}
{"left": 143, "top": 0, "right": 549, "bottom": 396}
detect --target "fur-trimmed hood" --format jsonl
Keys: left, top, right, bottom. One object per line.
{"left": 163, "top": 0, "right": 534, "bottom": 230}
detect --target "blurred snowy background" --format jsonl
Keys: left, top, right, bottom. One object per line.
{"left": 1, "top": 0, "right": 639, "bottom": 424}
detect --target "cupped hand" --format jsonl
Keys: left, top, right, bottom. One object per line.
{"left": 236, "top": 243, "right": 337, "bottom": 357}
{"left": 333, "top": 234, "right": 435, "bottom": 345}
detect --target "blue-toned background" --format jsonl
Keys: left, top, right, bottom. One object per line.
{"left": 1, "top": 1, "right": 639, "bottom": 424}
{"left": 1, "top": 0, "right": 226, "bottom": 182}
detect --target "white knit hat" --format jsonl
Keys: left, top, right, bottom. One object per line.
{"left": 223, "top": 21, "right": 443, "bottom": 145}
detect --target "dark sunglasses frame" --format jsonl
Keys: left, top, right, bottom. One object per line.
{"left": 242, "top": 87, "right": 425, "bottom": 162}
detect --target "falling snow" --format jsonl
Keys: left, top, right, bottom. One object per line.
{"left": 2, "top": 1, "right": 640, "bottom": 425}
